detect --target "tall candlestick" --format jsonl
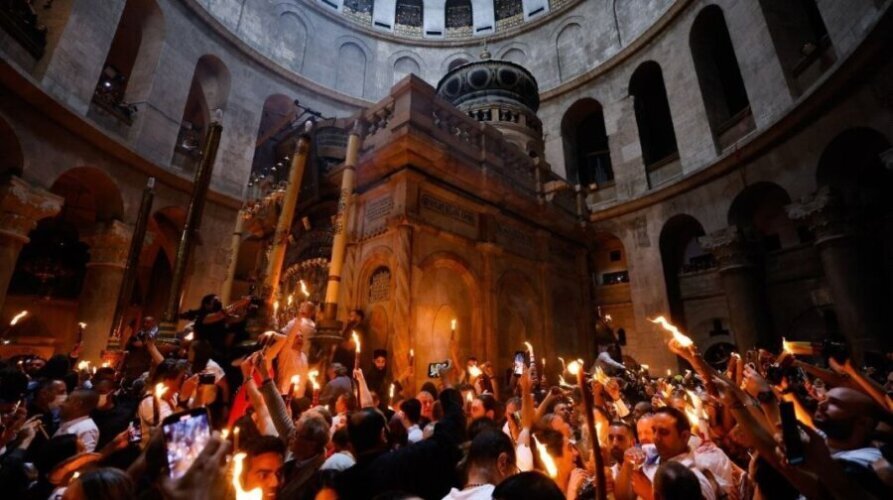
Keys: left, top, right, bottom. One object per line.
{"left": 568, "top": 361, "right": 606, "bottom": 500}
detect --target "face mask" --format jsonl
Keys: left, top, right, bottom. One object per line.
{"left": 98, "top": 394, "right": 109, "bottom": 408}
{"left": 49, "top": 394, "right": 67, "bottom": 411}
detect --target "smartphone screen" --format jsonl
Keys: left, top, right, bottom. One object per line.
{"left": 163, "top": 408, "right": 211, "bottom": 479}
{"left": 128, "top": 417, "right": 142, "bottom": 444}
{"left": 428, "top": 361, "right": 450, "bottom": 378}
{"left": 779, "top": 401, "right": 805, "bottom": 465}
{"left": 513, "top": 351, "right": 526, "bottom": 376}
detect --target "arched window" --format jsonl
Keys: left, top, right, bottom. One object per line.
{"left": 690, "top": 5, "right": 753, "bottom": 150}
{"left": 758, "top": 0, "right": 834, "bottom": 96}
{"left": 393, "top": 56, "right": 421, "bottom": 86}
{"left": 659, "top": 214, "right": 712, "bottom": 332}
{"left": 495, "top": 0, "right": 523, "bottom": 21}
{"left": 629, "top": 62, "right": 679, "bottom": 170}
{"left": 445, "top": 0, "right": 473, "bottom": 29}
{"left": 172, "top": 55, "right": 230, "bottom": 170}
{"left": 561, "top": 99, "right": 613, "bottom": 187}
{"left": 395, "top": 0, "right": 423, "bottom": 28}
{"left": 335, "top": 43, "right": 367, "bottom": 97}
{"left": 91, "top": 0, "right": 164, "bottom": 125}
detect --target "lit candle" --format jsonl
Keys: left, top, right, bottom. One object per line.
{"left": 233, "top": 426, "right": 241, "bottom": 451}
{"left": 409, "top": 348, "right": 414, "bottom": 367}
{"left": 78, "top": 322, "right": 87, "bottom": 330}
{"left": 468, "top": 365, "right": 482, "bottom": 379}
{"left": 289, "top": 375, "right": 300, "bottom": 398}
{"left": 101, "top": 361, "right": 110, "bottom": 368}
{"left": 184, "top": 331, "right": 194, "bottom": 341}
{"left": 532, "top": 435, "right": 558, "bottom": 478}
{"left": 524, "top": 341, "right": 534, "bottom": 360}
{"left": 309, "top": 369, "right": 320, "bottom": 406}
{"left": 649, "top": 316, "right": 694, "bottom": 347}
{"left": 450, "top": 319, "right": 457, "bottom": 340}
{"left": 667, "top": 369, "right": 673, "bottom": 377}
{"left": 77, "top": 360, "right": 90, "bottom": 371}
{"left": 558, "top": 356, "right": 567, "bottom": 373}
{"left": 300, "top": 280, "right": 310, "bottom": 298}
{"left": 352, "top": 331, "right": 361, "bottom": 371}
{"left": 153, "top": 383, "right": 167, "bottom": 425}
{"left": 232, "top": 452, "right": 263, "bottom": 500}
{"left": 221, "top": 428, "right": 230, "bottom": 440}
{"left": 9, "top": 310, "right": 28, "bottom": 326}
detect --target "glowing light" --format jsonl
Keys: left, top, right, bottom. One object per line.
{"left": 782, "top": 393, "right": 815, "bottom": 429}
{"left": 465, "top": 391, "right": 474, "bottom": 403}
{"left": 533, "top": 435, "right": 558, "bottom": 478}
{"left": 287, "top": 294, "right": 293, "bottom": 307}
{"left": 641, "top": 364, "right": 650, "bottom": 371}
{"left": 558, "top": 357, "right": 567, "bottom": 373}
{"left": 101, "top": 361, "right": 110, "bottom": 368}
{"left": 184, "top": 332, "right": 194, "bottom": 341}
{"left": 567, "top": 360, "right": 582, "bottom": 376}
{"left": 594, "top": 366, "right": 609, "bottom": 384}
{"left": 351, "top": 331, "right": 361, "bottom": 353}
{"left": 290, "top": 375, "right": 300, "bottom": 396}
{"left": 596, "top": 420, "right": 607, "bottom": 446}
{"left": 299, "top": 280, "right": 310, "bottom": 298}
{"left": 468, "top": 365, "right": 482, "bottom": 379}
{"left": 666, "top": 369, "right": 673, "bottom": 377}
{"left": 685, "top": 406, "right": 701, "bottom": 428}
{"left": 524, "top": 341, "right": 534, "bottom": 357}
{"left": 389, "top": 383, "right": 395, "bottom": 400}
{"left": 450, "top": 319, "right": 457, "bottom": 330}
{"left": 221, "top": 428, "right": 230, "bottom": 439}
{"left": 308, "top": 369, "right": 320, "bottom": 390}
{"left": 10, "top": 310, "right": 28, "bottom": 326}
{"left": 782, "top": 338, "right": 813, "bottom": 356}
{"left": 154, "top": 383, "right": 168, "bottom": 398}
{"left": 649, "top": 316, "right": 693, "bottom": 348}
{"left": 559, "top": 375, "right": 568, "bottom": 386}
{"left": 78, "top": 322, "right": 87, "bottom": 329}
{"left": 232, "top": 452, "right": 263, "bottom": 500}
{"left": 77, "top": 360, "right": 90, "bottom": 371}
{"left": 273, "top": 301, "right": 279, "bottom": 315}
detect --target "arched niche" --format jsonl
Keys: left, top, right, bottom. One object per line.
{"left": 172, "top": 55, "right": 231, "bottom": 170}
{"left": 8, "top": 216, "right": 88, "bottom": 299}
{"left": 817, "top": 127, "right": 892, "bottom": 212}
{"left": 758, "top": 0, "right": 834, "bottom": 96}
{"left": 630, "top": 61, "right": 679, "bottom": 172}
{"left": 555, "top": 22, "right": 585, "bottom": 82}
{"left": 393, "top": 55, "right": 422, "bottom": 87}
{"left": 728, "top": 182, "right": 799, "bottom": 251}
{"left": 50, "top": 167, "right": 125, "bottom": 227}
{"left": 561, "top": 98, "right": 613, "bottom": 187}
{"left": 275, "top": 12, "right": 308, "bottom": 73}
{"left": 659, "top": 214, "right": 711, "bottom": 330}
{"left": 335, "top": 42, "right": 367, "bottom": 97}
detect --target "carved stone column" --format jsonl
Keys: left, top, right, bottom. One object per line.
{"left": 392, "top": 221, "right": 413, "bottom": 391}
{"left": 699, "top": 226, "right": 773, "bottom": 350}
{"left": 786, "top": 188, "right": 885, "bottom": 359}
{"left": 77, "top": 221, "right": 132, "bottom": 363}
{"left": 0, "top": 177, "right": 64, "bottom": 310}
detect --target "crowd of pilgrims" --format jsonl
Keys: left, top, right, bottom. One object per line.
{"left": 1, "top": 293, "right": 892, "bottom": 500}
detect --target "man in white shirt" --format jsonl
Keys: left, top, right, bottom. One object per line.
{"left": 400, "top": 398, "right": 424, "bottom": 444}
{"left": 267, "top": 302, "right": 315, "bottom": 397}
{"left": 54, "top": 389, "right": 100, "bottom": 453}
{"left": 442, "top": 428, "right": 516, "bottom": 500}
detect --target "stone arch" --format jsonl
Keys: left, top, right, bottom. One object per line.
{"left": 93, "top": 0, "right": 165, "bottom": 110}
{"left": 659, "top": 214, "right": 710, "bottom": 331}
{"left": 495, "top": 269, "right": 542, "bottom": 369}
{"left": 561, "top": 98, "right": 613, "bottom": 187}
{"left": 442, "top": 52, "right": 474, "bottom": 74}
{"left": 251, "top": 94, "right": 297, "bottom": 178}
{"left": 335, "top": 41, "right": 368, "bottom": 97}
{"left": 690, "top": 5, "right": 753, "bottom": 149}
{"left": 555, "top": 21, "right": 586, "bottom": 82}
{"left": 498, "top": 45, "right": 528, "bottom": 65}
{"left": 173, "top": 55, "right": 231, "bottom": 170}
{"left": 356, "top": 245, "right": 395, "bottom": 309}
{"left": 275, "top": 11, "right": 308, "bottom": 73}
{"left": 393, "top": 54, "right": 422, "bottom": 87}
{"left": 0, "top": 114, "right": 23, "bottom": 177}
{"left": 50, "top": 167, "right": 125, "bottom": 226}
{"left": 629, "top": 61, "right": 679, "bottom": 169}
{"left": 728, "top": 182, "right": 799, "bottom": 251}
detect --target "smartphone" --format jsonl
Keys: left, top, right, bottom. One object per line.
{"left": 779, "top": 401, "right": 805, "bottom": 465}
{"left": 199, "top": 372, "right": 216, "bottom": 385}
{"left": 128, "top": 417, "right": 142, "bottom": 444}
{"left": 428, "top": 360, "right": 451, "bottom": 378}
{"left": 162, "top": 408, "right": 211, "bottom": 479}
{"left": 513, "top": 351, "right": 527, "bottom": 376}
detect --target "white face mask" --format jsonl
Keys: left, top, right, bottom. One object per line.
{"left": 98, "top": 393, "right": 109, "bottom": 408}
{"left": 49, "top": 394, "right": 67, "bottom": 411}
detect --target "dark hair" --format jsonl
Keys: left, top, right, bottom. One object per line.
{"left": 468, "top": 416, "right": 498, "bottom": 440}
{"left": 93, "top": 367, "right": 117, "bottom": 383}
{"left": 347, "top": 408, "right": 387, "bottom": 455}
{"left": 476, "top": 393, "right": 498, "bottom": 415}
{"left": 34, "top": 434, "right": 79, "bottom": 474}
{"left": 609, "top": 420, "right": 635, "bottom": 435}
{"left": 420, "top": 382, "right": 438, "bottom": 399}
{"left": 373, "top": 349, "right": 387, "bottom": 359}
{"left": 352, "top": 309, "right": 365, "bottom": 320}
{"left": 38, "top": 354, "right": 71, "bottom": 380}
{"left": 400, "top": 398, "right": 421, "bottom": 424}
{"left": 654, "top": 407, "right": 691, "bottom": 434}
{"left": 331, "top": 427, "right": 350, "bottom": 450}
{"left": 296, "top": 413, "right": 330, "bottom": 453}
{"left": 0, "top": 368, "right": 28, "bottom": 403}
{"left": 75, "top": 467, "right": 134, "bottom": 500}
{"left": 492, "top": 471, "right": 564, "bottom": 500}
{"left": 468, "top": 428, "right": 516, "bottom": 468}
{"left": 534, "top": 429, "right": 565, "bottom": 458}
{"left": 190, "top": 339, "right": 213, "bottom": 373}
{"left": 387, "top": 413, "right": 408, "bottom": 449}
{"left": 70, "top": 388, "right": 100, "bottom": 413}
{"left": 653, "top": 461, "right": 704, "bottom": 500}
{"left": 151, "top": 358, "right": 188, "bottom": 385}
{"left": 244, "top": 435, "right": 286, "bottom": 462}
{"left": 751, "top": 456, "right": 799, "bottom": 500}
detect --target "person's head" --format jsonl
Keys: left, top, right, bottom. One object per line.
{"left": 335, "top": 393, "right": 357, "bottom": 415}
{"left": 140, "top": 316, "right": 156, "bottom": 331}
{"left": 652, "top": 407, "right": 691, "bottom": 461}
{"left": 608, "top": 421, "right": 635, "bottom": 463}
{"left": 348, "top": 309, "right": 365, "bottom": 324}
{"left": 298, "top": 301, "right": 317, "bottom": 319}
{"left": 813, "top": 387, "right": 880, "bottom": 449}
{"left": 504, "top": 397, "right": 521, "bottom": 418}
{"left": 62, "top": 467, "right": 133, "bottom": 500}
{"left": 373, "top": 350, "right": 387, "bottom": 371}
{"left": 467, "top": 428, "right": 517, "bottom": 486}
{"left": 636, "top": 412, "right": 655, "bottom": 444}
{"left": 536, "top": 429, "right": 577, "bottom": 476}
{"left": 492, "top": 471, "right": 564, "bottom": 500}
{"left": 25, "top": 356, "right": 46, "bottom": 376}
{"left": 60, "top": 389, "right": 99, "bottom": 422}
{"left": 242, "top": 436, "right": 285, "bottom": 500}
{"left": 152, "top": 358, "right": 189, "bottom": 393}
{"left": 39, "top": 354, "right": 71, "bottom": 380}
{"left": 471, "top": 394, "right": 497, "bottom": 421}
{"left": 416, "top": 390, "right": 435, "bottom": 420}
{"left": 331, "top": 427, "right": 350, "bottom": 452}
{"left": 201, "top": 294, "right": 222, "bottom": 312}
{"left": 541, "top": 412, "right": 571, "bottom": 439}
{"left": 93, "top": 379, "right": 116, "bottom": 410}
{"left": 347, "top": 407, "right": 388, "bottom": 456}
{"left": 34, "top": 378, "right": 67, "bottom": 411}
{"left": 633, "top": 401, "right": 653, "bottom": 421}
{"left": 329, "top": 363, "right": 347, "bottom": 379}
{"left": 400, "top": 398, "right": 421, "bottom": 426}
{"left": 653, "top": 461, "right": 703, "bottom": 500}
{"left": 552, "top": 401, "right": 572, "bottom": 423}
{"left": 481, "top": 361, "right": 495, "bottom": 377}
{"left": 291, "top": 412, "right": 329, "bottom": 460}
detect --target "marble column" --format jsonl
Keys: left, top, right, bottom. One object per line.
{"left": 786, "top": 187, "right": 885, "bottom": 359}
{"left": 77, "top": 221, "right": 132, "bottom": 363}
{"left": 699, "top": 226, "right": 773, "bottom": 350}
{"left": 0, "top": 177, "right": 64, "bottom": 310}
{"left": 392, "top": 221, "right": 413, "bottom": 390}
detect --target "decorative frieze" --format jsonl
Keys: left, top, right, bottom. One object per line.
{"left": 699, "top": 226, "right": 752, "bottom": 271}
{"left": 420, "top": 192, "right": 476, "bottom": 226}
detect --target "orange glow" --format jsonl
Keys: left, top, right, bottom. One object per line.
{"left": 10, "top": 310, "right": 27, "bottom": 326}
{"left": 567, "top": 360, "right": 582, "bottom": 376}
{"left": 299, "top": 280, "right": 310, "bottom": 298}
{"left": 308, "top": 370, "right": 320, "bottom": 390}
{"left": 76, "top": 360, "right": 90, "bottom": 371}
{"left": 649, "top": 316, "right": 693, "bottom": 347}
{"left": 532, "top": 435, "right": 558, "bottom": 478}
{"left": 154, "top": 383, "right": 167, "bottom": 398}
{"left": 468, "top": 365, "right": 482, "bottom": 379}
{"left": 450, "top": 319, "right": 457, "bottom": 330}
{"left": 232, "top": 452, "right": 263, "bottom": 500}
{"left": 352, "top": 331, "right": 361, "bottom": 353}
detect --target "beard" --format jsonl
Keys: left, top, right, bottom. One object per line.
{"left": 814, "top": 417, "right": 853, "bottom": 441}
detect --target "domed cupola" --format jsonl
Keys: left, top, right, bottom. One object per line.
{"left": 436, "top": 49, "right": 544, "bottom": 157}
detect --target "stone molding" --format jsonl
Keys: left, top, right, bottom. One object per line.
{"left": 699, "top": 226, "right": 752, "bottom": 271}
{"left": 0, "top": 176, "right": 64, "bottom": 243}
{"left": 785, "top": 187, "right": 850, "bottom": 246}
{"left": 82, "top": 220, "right": 133, "bottom": 268}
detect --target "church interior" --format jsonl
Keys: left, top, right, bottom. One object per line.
{"left": 1, "top": 0, "right": 891, "bottom": 384}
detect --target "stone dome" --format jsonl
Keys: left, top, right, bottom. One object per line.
{"left": 435, "top": 57, "right": 540, "bottom": 113}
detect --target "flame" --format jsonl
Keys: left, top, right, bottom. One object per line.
{"left": 10, "top": 310, "right": 27, "bottom": 326}
{"left": 468, "top": 365, "right": 482, "bottom": 379}
{"left": 351, "top": 331, "right": 360, "bottom": 353}
{"left": 567, "top": 360, "right": 582, "bottom": 376}
{"left": 272, "top": 301, "right": 279, "bottom": 315}
{"left": 450, "top": 319, "right": 457, "bottom": 330}
{"left": 290, "top": 375, "right": 300, "bottom": 391}
{"left": 782, "top": 338, "right": 813, "bottom": 356}
{"left": 299, "top": 280, "right": 310, "bottom": 298}
{"left": 666, "top": 369, "right": 673, "bottom": 377}
{"left": 389, "top": 383, "right": 395, "bottom": 400}
{"left": 78, "top": 322, "right": 87, "bottom": 329}
{"left": 184, "top": 332, "right": 194, "bottom": 341}
{"left": 287, "top": 294, "right": 293, "bottom": 307}
{"left": 558, "top": 357, "right": 567, "bottom": 372}
{"left": 524, "top": 341, "right": 534, "bottom": 356}
{"left": 101, "top": 361, "right": 110, "bottom": 368}
{"left": 649, "top": 316, "right": 693, "bottom": 347}
{"left": 308, "top": 369, "right": 320, "bottom": 390}
{"left": 686, "top": 389, "right": 702, "bottom": 409}
{"left": 559, "top": 375, "right": 568, "bottom": 386}
{"left": 221, "top": 428, "right": 230, "bottom": 439}
{"left": 77, "top": 360, "right": 90, "bottom": 371}
{"left": 596, "top": 420, "right": 607, "bottom": 446}
{"left": 782, "top": 393, "right": 815, "bottom": 428}
{"left": 465, "top": 391, "right": 474, "bottom": 403}
{"left": 154, "top": 383, "right": 168, "bottom": 398}
{"left": 594, "top": 366, "right": 609, "bottom": 384}
{"left": 782, "top": 337, "right": 792, "bottom": 355}
{"left": 232, "top": 452, "right": 263, "bottom": 500}
{"left": 685, "top": 406, "right": 701, "bottom": 428}
{"left": 532, "top": 435, "right": 558, "bottom": 478}
{"left": 409, "top": 348, "right": 414, "bottom": 358}
{"left": 605, "top": 314, "right": 613, "bottom": 323}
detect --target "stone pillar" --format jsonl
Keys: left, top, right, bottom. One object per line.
{"left": 392, "top": 222, "right": 414, "bottom": 390}
{"left": 699, "top": 226, "right": 773, "bottom": 350}
{"left": 0, "top": 177, "right": 64, "bottom": 310}
{"left": 77, "top": 221, "right": 132, "bottom": 363}
{"left": 786, "top": 188, "right": 885, "bottom": 359}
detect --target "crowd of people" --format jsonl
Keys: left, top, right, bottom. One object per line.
{"left": 1, "top": 294, "right": 892, "bottom": 499}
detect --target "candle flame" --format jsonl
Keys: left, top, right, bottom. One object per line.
{"left": 351, "top": 331, "right": 360, "bottom": 353}
{"left": 300, "top": 280, "right": 310, "bottom": 298}
{"left": 559, "top": 375, "right": 568, "bottom": 386}
{"left": 532, "top": 435, "right": 558, "bottom": 478}
{"left": 524, "top": 341, "right": 534, "bottom": 355}
{"left": 287, "top": 294, "right": 293, "bottom": 306}
{"left": 567, "top": 360, "right": 582, "bottom": 376}
{"left": 450, "top": 319, "right": 457, "bottom": 330}
{"left": 389, "top": 383, "right": 395, "bottom": 400}
{"left": 594, "top": 366, "right": 609, "bottom": 384}
{"left": 641, "top": 364, "right": 650, "bottom": 372}
{"left": 558, "top": 357, "right": 567, "bottom": 372}
{"left": 232, "top": 452, "right": 263, "bottom": 500}
{"left": 685, "top": 406, "right": 701, "bottom": 427}
{"left": 78, "top": 322, "right": 87, "bottom": 329}
{"left": 221, "top": 428, "right": 230, "bottom": 439}
{"left": 649, "top": 316, "right": 693, "bottom": 347}
{"left": 667, "top": 369, "right": 673, "bottom": 377}
{"left": 10, "top": 310, "right": 27, "bottom": 326}
{"left": 154, "top": 383, "right": 167, "bottom": 398}
{"left": 596, "top": 420, "right": 607, "bottom": 446}
{"left": 290, "top": 375, "right": 300, "bottom": 386}
{"left": 465, "top": 391, "right": 474, "bottom": 403}
{"left": 468, "top": 365, "right": 482, "bottom": 379}
{"left": 184, "top": 332, "right": 194, "bottom": 341}
{"left": 101, "top": 361, "right": 110, "bottom": 368}
{"left": 76, "top": 360, "right": 90, "bottom": 371}
{"left": 233, "top": 426, "right": 240, "bottom": 437}
{"left": 273, "top": 301, "right": 280, "bottom": 314}
{"left": 308, "top": 369, "right": 320, "bottom": 390}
